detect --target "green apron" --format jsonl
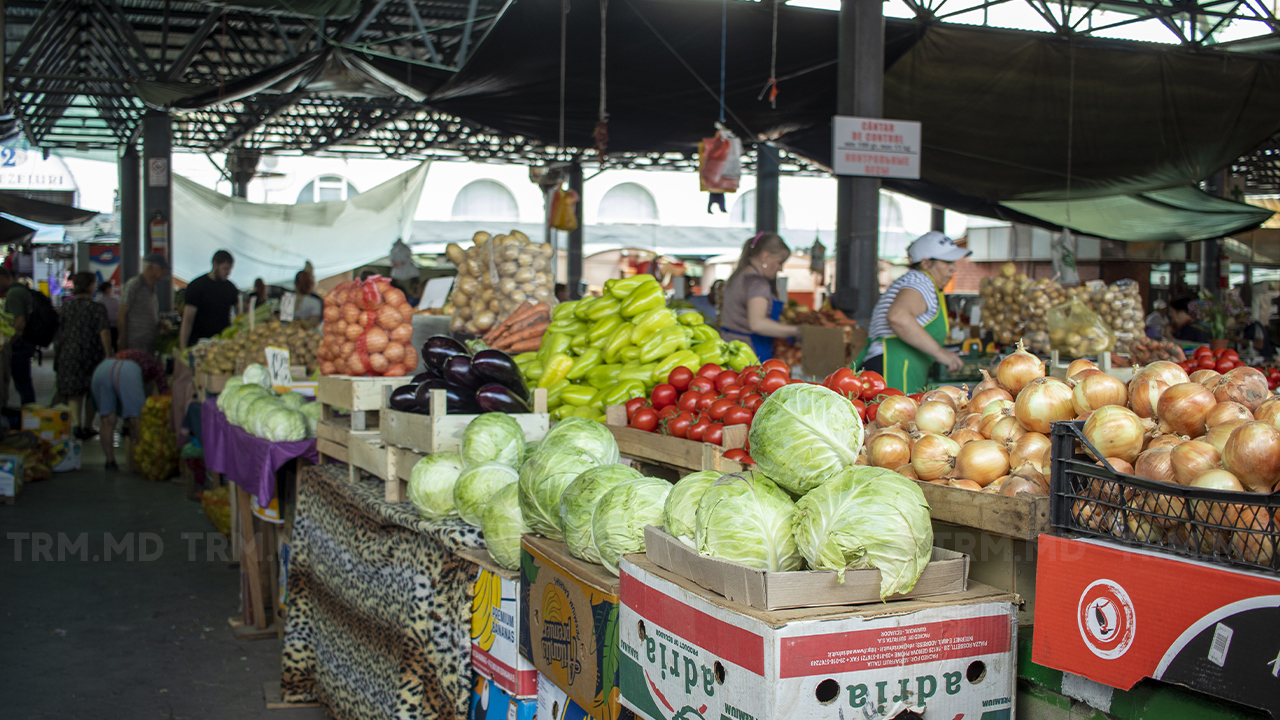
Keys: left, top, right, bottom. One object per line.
{"left": 856, "top": 283, "right": 950, "bottom": 394}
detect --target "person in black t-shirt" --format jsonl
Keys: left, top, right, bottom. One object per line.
{"left": 180, "top": 250, "right": 239, "bottom": 350}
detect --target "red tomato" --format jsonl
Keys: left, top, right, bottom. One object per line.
{"left": 722, "top": 448, "right": 750, "bottom": 463}
{"left": 668, "top": 366, "right": 695, "bottom": 393}
{"left": 631, "top": 407, "right": 660, "bottom": 432}
{"left": 1222, "top": 349, "right": 1240, "bottom": 362}
{"left": 876, "top": 388, "right": 905, "bottom": 399}
{"left": 657, "top": 405, "right": 679, "bottom": 423}
{"left": 762, "top": 359, "right": 790, "bottom": 375}
{"left": 826, "top": 368, "right": 863, "bottom": 399}
{"left": 624, "top": 397, "right": 647, "bottom": 422}
{"left": 758, "top": 370, "right": 789, "bottom": 394}
{"left": 651, "top": 383, "right": 678, "bottom": 409}
{"left": 1178, "top": 359, "right": 1196, "bottom": 373}
{"left": 688, "top": 417, "right": 711, "bottom": 442}
{"left": 1195, "top": 346, "right": 1213, "bottom": 358}
{"left": 697, "top": 390, "right": 720, "bottom": 411}
{"left": 703, "top": 422, "right": 725, "bottom": 446}
{"left": 714, "top": 370, "right": 740, "bottom": 392}
{"left": 723, "top": 405, "right": 753, "bottom": 426}
{"left": 1198, "top": 356, "right": 1217, "bottom": 370}
{"left": 697, "top": 363, "right": 723, "bottom": 379}
{"left": 1214, "top": 347, "right": 1227, "bottom": 358}
{"left": 689, "top": 376, "right": 716, "bottom": 394}
{"left": 858, "top": 370, "right": 886, "bottom": 401}
{"left": 739, "top": 372, "right": 762, "bottom": 391}
{"left": 708, "top": 398, "right": 736, "bottom": 421}
{"left": 908, "top": 392, "right": 925, "bottom": 403}
{"left": 740, "top": 393, "right": 764, "bottom": 412}
{"left": 721, "top": 387, "right": 742, "bottom": 401}
{"left": 850, "top": 397, "right": 867, "bottom": 422}
{"left": 667, "top": 411, "right": 694, "bottom": 439}
{"left": 1217, "top": 358, "right": 1238, "bottom": 372}
{"left": 677, "top": 390, "right": 700, "bottom": 413}
{"left": 866, "top": 403, "right": 879, "bottom": 424}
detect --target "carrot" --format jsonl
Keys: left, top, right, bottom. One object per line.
{"left": 503, "top": 337, "right": 543, "bottom": 353}
{"left": 489, "top": 303, "right": 550, "bottom": 346}
{"left": 497, "top": 322, "right": 551, "bottom": 348}
{"left": 485, "top": 301, "right": 544, "bottom": 343}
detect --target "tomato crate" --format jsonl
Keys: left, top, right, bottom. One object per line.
{"left": 1049, "top": 420, "right": 1280, "bottom": 574}
{"left": 603, "top": 406, "right": 747, "bottom": 477}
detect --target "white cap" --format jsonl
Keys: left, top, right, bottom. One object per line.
{"left": 907, "top": 231, "right": 971, "bottom": 264}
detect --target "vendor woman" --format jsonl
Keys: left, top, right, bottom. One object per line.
{"left": 718, "top": 232, "right": 799, "bottom": 360}
{"left": 861, "top": 232, "right": 968, "bottom": 392}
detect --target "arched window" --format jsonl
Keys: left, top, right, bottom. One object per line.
{"left": 297, "top": 175, "right": 359, "bottom": 203}
{"left": 451, "top": 180, "right": 519, "bottom": 220}
{"left": 598, "top": 182, "right": 658, "bottom": 223}
{"left": 730, "top": 190, "right": 786, "bottom": 228}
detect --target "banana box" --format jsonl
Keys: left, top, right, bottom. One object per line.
{"left": 460, "top": 548, "right": 537, "bottom": 698}
{"left": 0, "top": 453, "right": 23, "bottom": 500}
{"left": 21, "top": 406, "right": 71, "bottom": 442}
{"left": 469, "top": 672, "right": 535, "bottom": 720}
{"left": 537, "top": 671, "right": 592, "bottom": 720}
{"left": 51, "top": 440, "right": 82, "bottom": 472}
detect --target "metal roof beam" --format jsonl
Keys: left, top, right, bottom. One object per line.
{"left": 456, "top": 0, "right": 480, "bottom": 67}
{"left": 92, "top": 0, "right": 160, "bottom": 75}
{"left": 405, "top": 0, "right": 442, "bottom": 64}
{"left": 341, "top": 0, "right": 392, "bottom": 43}
{"left": 164, "top": 7, "right": 225, "bottom": 80}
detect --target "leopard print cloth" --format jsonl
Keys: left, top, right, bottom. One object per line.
{"left": 281, "top": 464, "right": 484, "bottom": 720}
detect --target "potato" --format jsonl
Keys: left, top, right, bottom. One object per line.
{"left": 474, "top": 311, "right": 496, "bottom": 331}
{"left": 514, "top": 267, "right": 535, "bottom": 283}
{"left": 445, "top": 243, "right": 465, "bottom": 264}
{"left": 509, "top": 290, "right": 528, "bottom": 305}
{"left": 499, "top": 278, "right": 517, "bottom": 295}
{"left": 519, "top": 282, "right": 538, "bottom": 295}
{"left": 472, "top": 231, "right": 491, "bottom": 246}
{"left": 498, "top": 261, "right": 518, "bottom": 276}
{"left": 531, "top": 257, "right": 549, "bottom": 272}
{"left": 500, "top": 244, "right": 520, "bottom": 262}
{"left": 539, "top": 243, "right": 554, "bottom": 258}
{"left": 488, "top": 299, "right": 501, "bottom": 313}
{"left": 511, "top": 230, "right": 530, "bottom": 243}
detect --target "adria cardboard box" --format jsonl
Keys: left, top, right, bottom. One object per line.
{"left": 1033, "top": 534, "right": 1280, "bottom": 719}
{"left": 468, "top": 672, "right": 536, "bottom": 720}
{"left": 619, "top": 554, "right": 1018, "bottom": 720}
{"left": 459, "top": 549, "right": 538, "bottom": 698}
{"left": 519, "top": 535, "right": 635, "bottom": 720}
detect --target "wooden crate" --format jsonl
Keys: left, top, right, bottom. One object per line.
{"left": 317, "top": 375, "right": 402, "bottom": 428}
{"left": 385, "top": 445, "right": 426, "bottom": 503}
{"left": 343, "top": 430, "right": 386, "bottom": 480}
{"left": 931, "top": 521, "right": 1040, "bottom": 626}
{"left": 913, "top": 479, "right": 1050, "bottom": 542}
{"left": 379, "top": 387, "right": 550, "bottom": 455}
{"left": 603, "top": 406, "right": 747, "bottom": 477}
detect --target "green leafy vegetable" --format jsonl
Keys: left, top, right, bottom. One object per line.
{"left": 407, "top": 451, "right": 465, "bottom": 520}
{"left": 454, "top": 461, "right": 519, "bottom": 526}
{"left": 462, "top": 412, "right": 526, "bottom": 468}
{"left": 481, "top": 482, "right": 530, "bottom": 571}
{"left": 747, "top": 384, "right": 863, "bottom": 495}
{"left": 695, "top": 471, "right": 802, "bottom": 572}
{"left": 591, "top": 476, "right": 671, "bottom": 575}
{"left": 663, "top": 470, "right": 722, "bottom": 546}
{"left": 560, "top": 464, "right": 643, "bottom": 563}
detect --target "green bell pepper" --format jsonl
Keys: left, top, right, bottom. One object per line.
{"left": 585, "top": 296, "right": 622, "bottom": 321}
{"left": 560, "top": 385, "right": 599, "bottom": 407}
{"left": 524, "top": 360, "right": 545, "bottom": 381}
{"left": 726, "top": 341, "right": 760, "bottom": 371}
{"left": 569, "top": 333, "right": 589, "bottom": 354}
{"left": 690, "top": 324, "right": 720, "bottom": 344}
{"left": 547, "top": 318, "right": 587, "bottom": 336}
{"left": 630, "top": 307, "right": 678, "bottom": 345}
{"left": 538, "top": 332, "right": 572, "bottom": 365}
{"left": 596, "top": 380, "right": 646, "bottom": 409}
{"left": 620, "top": 282, "right": 665, "bottom": 318}
{"left": 619, "top": 345, "right": 641, "bottom": 363}
{"left": 543, "top": 379, "right": 571, "bottom": 409}
{"left": 572, "top": 405, "right": 606, "bottom": 422}
{"left": 551, "top": 405, "right": 574, "bottom": 421}
{"left": 566, "top": 348, "right": 603, "bottom": 380}
{"left": 513, "top": 351, "right": 539, "bottom": 365}
{"left": 677, "top": 311, "right": 705, "bottom": 327}
{"left": 552, "top": 300, "right": 580, "bottom": 321}
{"left": 653, "top": 350, "right": 701, "bottom": 384}
{"left": 539, "top": 354, "right": 574, "bottom": 388}
{"left": 606, "top": 274, "right": 657, "bottom": 299}
{"left": 602, "top": 323, "right": 634, "bottom": 364}
{"left": 639, "top": 325, "right": 691, "bottom": 363}
{"left": 692, "top": 341, "right": 728, "bottom": 366}
{"left": 572, "top": 296, "right": 597, "bottom": 321}
{"left": 587, "top": 316, "right": 623, "bottom": 345}
{"left": 618, "top": 362, "right": 658, "bottom": 386}
{"left": 585, "top": 363, "right": 623, "bottom": 389}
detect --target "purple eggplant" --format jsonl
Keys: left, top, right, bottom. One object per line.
{"left": 389, "top": 384, "right": 421, "bottom": 412}
{"left": 476, "top": 383, "right": 532, "bottom": 414}
{"left": 414, "top": 379, "right": 477, "bottom": 414}
{"left": 423, "top": 335, "right": 469, "bottom": 376}
{"left": 471, "top": 349, "right": 531, "bottom": 402}
{"left": 444, "top": 355, "right": 483, "bottom": 391}
{"left": 411, "top": 369, "right": 438, "bottom": 384}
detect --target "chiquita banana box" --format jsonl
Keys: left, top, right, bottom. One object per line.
{"left": 472, "top": 559, "right": 537, "bottom": 697}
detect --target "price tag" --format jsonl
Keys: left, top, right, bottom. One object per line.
{"left": 248, "top": 296, "right": 257, "bottom": 330}
{"left": 279, "top": 292, "right": 296, "bottom": 322}
{"left": 265, "top": 346, "right": 293, "bottom": 391}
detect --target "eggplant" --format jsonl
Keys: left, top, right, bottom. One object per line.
{"left": 471, "top": 349, "right": 532, "bottom": 402}
{"left": 415, "top": 378, "right": 478, "bottom": 414}
{"left": 444, "top": 355, "right": 483, "bottom": 392}
{"left": 411, "top": 369, "right": 439, "bottom": 384}
{"left": 388, "top": 384, "right": 421, "bottom": 412}
{"left": 476, "top": 383, "right": 533, "bottom": 414}
{"left": 423, "top": 335, "right": 469, "bottom": 376}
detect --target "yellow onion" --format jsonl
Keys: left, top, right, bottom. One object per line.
{"left": 1001, "top": 475, "right": 1047, "bottom": 497}
{"left": 933, "top": 385, "right": 969, "bottom": 412}
{"left": 1066, "top": 358, "right": 1099, "bottom": 380}
{"left": 911, "top": 433, "right": 961, "bottom": 481}
{"left": 877, "top": 395, "right": 918, "bottom": 429}
{"left": 971, "top": 388, "right": 1014, "bottom": 416}
{"left": 1212, "top": 367, "right": 1270, "bottom": 412}
{"left": 1010, "top": 461, "right": 1048, "bottom": 490}
{"left": 953, "top": 412, "right": 983, "bottom": 434}
{"left": 920, "top": 390, "right": 958, "bottom": 411}
{"left": 1146, "top": 432, "right": 1187, "bottom": 450}
{"left": 1206, "top": 402, "right": 1253, "bottom": 429}
{"left": 1189, "top": 369, "right": 1222, "bottom": 388}
{"left": 1157, "top": 382, "right": 1217, "bottom": 438}
{"left": 1071, "top": 373, "right": 1128, "bottom": 415}
{"left": 984, "top": 476, "right": 1008, "bottom": 493}
{"left": 1189, "top": 469, "right": 1244, "bottom": 524}
{"left": 1134, "top": 446, "right": 1176, "bottom": 483}
{"left": 1170, "top": 440, "right": 1220, "bottom": 486}
{"left": 867, "top": 431, "right": 913, "bottom": 470}
{"left": 1127, "top": 515, "right": 1165, "bottom": 542}
{"left": 872, "top": 425, "right": 913, "bottom": 443}
{"left": 996, "top": 341, "right": 1045, "bottom": 395}
{"left": 1083, "top": 406, "right": 1147, "bottom": 464}
{"left": 981, "top": 398, "right": 1015, "bottom": 420}
{"left": 952, "top": 439, "right": 1010, "bottom": 487}
{"left": 1254, "top": 397, "right": 1280, "bottom": 430}
{"left": 989, "top": 415, "right": 1028, "bottom": 445}
{"left": 1222, "top": 421, "right": 1280, "bottom": 493}
{"left": 1009, "top": 432, "right": 1051, "bottom": 468}
{"left": 948, "top": 478, "right": 983, "bottom": 492}
{"left": 950, "top": 428, "right": 985, "bottom": 447}
{"left": 855, "top": 452, "right": 870, "bottom": 466}
{"left": 1232, "top": 507, "right": 1275, "bottom": 564}
{"left": 1014, "top": 377, "right": 1076, "bottom": 434}
{"left": 1204, "top": 419, "right": 1248, "bottom": 455}
{"left": 1076, "top": 501, "right": 1121, "bottom": 535}
{"left": 1072, "top": 368, "right": 1105, "bottom": 381}
{"left": 1132, "top": 360, "right": 1191, "bottom": 390}
{"left": 915, "top": 401, "right": 957, "bottom": 435}
{"left": 1128, "top": 376, "right": 1169, "bottom": 419}
{"left": 972, "top": 369, "right": 1001, "bottom": 395}
{"left": 1098, "top": 457, "right": 1135, "bottom": 475}
{"left": 895, "top": 464, "right": 919, "bottom": 480}
{"left": 1130, "top": 447, "right": 1185, "bottom": 528}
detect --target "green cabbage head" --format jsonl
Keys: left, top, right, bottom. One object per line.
{"left": 663, "top": 470, "right": 723, "bottom": 546}
{"left": 592, "top": 476, "right": 672, "bottom": 575}
{"left": 560, "top": 464, "right": 643, "bottom": 563}
{"left": 462, "top": 413, "right": 525, "bottom": 468}
{"left": 747, "top": 383, "right": 863, "bottom": 496}
{"left": 695, "top": 471, "right": 802, "bottom": 572}
{"left": 221, "top": 376, "right": 245, "bottom": 397}
{"left": 454, "top": 461, "right": 518, "bottom": 526}
{"left": 261, "top": 407, "right": 308, "bottom": 442}
{"left": 793, "top": 467, "right": 933, "bottom": 600}
{"left": 536, "top": 417, "right": 620, "bottom": 464}
{"left": 481, "top": 482, "right": 529, "bottom": 571}
{"left": 408, "top": 451, "right": 465, "bottom": 520}
{"left": 242, "top": 363, "right": 272, "bottom": 388}
{"left": 243, "top": 396, "right": 283, "bottom": 436}
{"left": 279, "top": 392, "right": 308, "bottom": 410}
{"left": 223, "top": 384, "right": 269, "bottom": 424}
{"left": 518, "top": 421, "right": 618, "bottom": 541}
{"left": 299, "top": 402, "right": 322, "bottom": 438}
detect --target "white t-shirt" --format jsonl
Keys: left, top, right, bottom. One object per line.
{"left": 389, "top": 240, "right": 417, "bottom": 281}
{"left": 866, "top": 269, "right": 940, "bottom": 359}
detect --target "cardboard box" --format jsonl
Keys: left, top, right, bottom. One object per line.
{"left": 536, "top": 672, "right": 594, "bottom": 720}
{"left": 469, "top": 673, "right": 536, "bottom": 720}
{"left": 21, "top": 407, "right": 72, "bottom": 442}
{"left": 520, "top": 535, "right": 628, "bottom": 720}
{"left": 51, "top": 440, "right": 82, "bottom": 473}
{"left": 619, "top": 554, "right": 1018, "bottom": 720}
{"left": 0, "top": 453, "right": 24, "bottom": 500}
{"left": 460, "top": 548, "right": 538, "bottom": 698}
{"left": 1033, "top": 535, "right": 1280, "bottom": 719}
{"left": 800, "top": 325, "right": 867, "bottom": 380}
{"left": 643, "top": 526, "right": 969, "bottom": 611}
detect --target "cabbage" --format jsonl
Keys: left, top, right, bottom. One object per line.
{"left": 226, "top": 385, "right": 270, "bottom": 425}
{"left": 408, "top": 451, "right": 465, "bottom": 520}
{"left": 299, "top": 402, "right": 322, "bottom": 438}
{"left": 663, "top": 471, "right": 722, "bottom": 546}
{"left": 279, "top": 392, "right": 307, "bottom": 409}
{"left": 241, "top": 395, "right": 282, "bottom": 434}
{"left": 518, "top": 445, "right": 606, "bottom": 541}
{"left": 695, "top": 471, "right": 803, "bottom": 572}
{"left": 481, "top": 482, "right": 529, "bottom": 571}
{"left": 536, "top": 417, "right": 620, "bottom": 464}
{"left": 793, "top": 467, "right": 933, "bottom": 600}
{"left": 454, "top": 461, "right": 519, "bottom": 526}
{"left": 560, "top": 464, "right": 643, "bottom": 563}
{"left": 222, "top": 376, "right": 245, "bottom": 397}
{"left": 523, "top": 440, "right": 540, "bottom": 466}
{"left": 262, "top": 407, "right": 308, "bottom": 442}
{"left": 592, "top": 477, "right": 672, "bottom": 575}
{"left": 461, "top": 413, "right": 525, "bottom": 468}
{"left": 747, "top": 384, "right": 863, "bottom": 496}
{"left": 242, "top": 363, "right": 272, "bottom": 388}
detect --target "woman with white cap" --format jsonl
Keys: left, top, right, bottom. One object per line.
{"left": 857, "top": 231, "right": 970, "bottom": 393}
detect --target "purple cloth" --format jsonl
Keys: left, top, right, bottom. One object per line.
{"left": 201, "top": 397, "right": 318, "bottom": 507}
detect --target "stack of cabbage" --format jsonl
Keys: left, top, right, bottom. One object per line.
{"left": 215, "top": 364, "right": 319, "bottom": 442}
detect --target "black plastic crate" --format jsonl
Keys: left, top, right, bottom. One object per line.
{"left": 1050, "top": 420, "right": 1280, "bottom": 574}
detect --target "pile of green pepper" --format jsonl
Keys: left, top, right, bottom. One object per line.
{"left": 511, "top": 274, "right": 759, "bottom": 422}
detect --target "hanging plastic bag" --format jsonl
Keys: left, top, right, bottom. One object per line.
{"left": 549, "top": 187, "right": 580, "bottom": 232}
{"left": 1047, "top": 296, "right": 1116, "bottom": 358}
{"left": 699, "top": 127, "right": 742, "bottom": 192}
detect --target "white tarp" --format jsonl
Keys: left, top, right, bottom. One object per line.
{"left": 172, "top": 161, "right": 428, "bottom": 287}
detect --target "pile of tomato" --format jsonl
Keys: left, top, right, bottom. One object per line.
{"left": 1178, "top": 346, "right": 1244, "bottom": 375}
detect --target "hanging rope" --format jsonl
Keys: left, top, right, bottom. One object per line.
{"left": 593, "top": 0, "right": 610, "bottom": 158}
{"left": 768, "top": 0, "right": 779, "bottom": 107}
{"left": 559, "top": 0, "right": 569, "bottom": 157}
{"left": 718, "top": 0, "right": 727, "bottom": 123}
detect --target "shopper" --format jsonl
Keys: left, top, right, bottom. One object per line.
{"left": 180, "top": 250, "right": 238, "bottom": 350}
{"left": 718, "top": 232, "right": 799, "bottom": 361}
{"left": 1168, "top": 297, "right": 1213, "bottom": 344}
{"left": 388, "top": 238, "right": 417, "bottom": 296}
{"left": 90, "top": 350, "right": 169, "bottom": 471}
{"left": 0, "top": 267, "right": 37, "bottom": 406}
{"left": 294, "top": 270, "right": 324, "bottom": 321}
{"left": 54, "top": 272, "right": 111, "bottom": 438}
{"left": 97, "top": 281, "right": 119, "bottom": 351}
{"left": 118, "top": 253, "right": 168, "bottom": 354}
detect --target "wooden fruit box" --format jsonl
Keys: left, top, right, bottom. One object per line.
{"left": 603, "top": 406, "right": 748, "bottom": 478}
{"left": 346, "top": 431, "right": 389, "bottom": 484}
{"left": 913, "top": 478, "right": 1050, "bottom": 541}
{"left": 379, "top": 387, "right": 550, "bottom": 455}
{"left": 316, "top": 375, "right": 404, "bottom": 431}
{"left": 386, "top": 445, "right": 426, "bottom": 503}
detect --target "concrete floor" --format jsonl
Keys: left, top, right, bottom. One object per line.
{"left": 0, "top": 360, "right": 330, "bottom": 720}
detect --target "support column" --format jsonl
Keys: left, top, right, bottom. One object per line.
{"left": 143, "top": 111, "right": 173, "bottom": 311}
{"left": 931, "top": 206, "right": 945, "bottom": 233}
{"left": 227, "top": 148, "right": 260, "bottom": 199}
{"left": 119, "top": 144, "right": 141, "bottom": 283}
{"left": 1200, "top": 240, "right": 1221, "bottom": 297}
{"left": 567, "top": 161, "right": 584, "bottom": 300}
{"left": 833, "top": 0, "right": 884, "bottom": 323}
{"left": 755, "top": 144, "right": 780, "bottom": 234}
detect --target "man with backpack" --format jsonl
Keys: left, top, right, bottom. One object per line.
{"left": 0, "top": 267, "right": 48, "bottom": 406}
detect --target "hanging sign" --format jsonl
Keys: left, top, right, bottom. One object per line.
{"left": 265, "top": 346, "right": 293, "bottom": 391}
{"left": 147, "top": 157, "right": 169, "bottom": 187}
{"left": 832, "top": 116, "right": 921, "bottom": 179}
{"left": 279, "top": 292, "right": 296, "bottom": 322}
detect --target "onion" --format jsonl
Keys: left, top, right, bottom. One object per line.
{"left": 970, "top": 388, "right": 1014, "bottom": 416}
{"left": 996, "top": 341, "right": 1045, "bottom": 395}
{"left": 1203, "top": 419, "right": 1247, "bottom": 455}
{"left": 984, "top": 476, "right": 1008, "bottom": 493}
{"left": 1127, "top": 515, "right": 1165, "bottom": 542}
{"left": 383, "top": 342, "right": 406, "bottom": 364}
{"left": 1098, "top": 457, "right": 1135, "bottom": 475}
{"left": 911, "top": 433, "right": 961, "bottom": 481}
{"left": 1157, "top": 382, "right": 1217, "bottom": 437}
{"left": 954, "top": 413, "right": 983, "bottom": 433}
{"left": 1001, "top": 475, "right": 1047, "bottom": 497}
{"left": 981, "top": 399, "right": 1015, "bottom": 420}
{"left": 867, "top": 432, "right": 913, "bottom": 470}
{"left": 1131, "top": 360, "right": 1190, "bottom": 390}
{"left": 341, "top": 302, "right": 361, "bottom": 324}
{"left": 1083, "top": 406, "right": 1147, "bottom": 464}
{"left": 1206, "top": 402, "right": 1253, "bottom": 428}
{"left": 1014, "top": 377, "right": 1076, "bottom": 433}
{"left": 915, "top": 401, "right": 957, "bottom": 435}
{"left": 1071, "top": 373, "right": 1127, "bottom": 415}
{"left": 1010, "top": 432, "right": 1051, "bottom": 467}
{"left": 391, "top": 323, "right": 414, "bottom": 344}
{"left": 1254, "top": 397, "right": 1280, "bottom": 430}
{"left": 972, "top": 369, "right": 1001, "bottom": 395}
{"left": 978, "top": 410, "right": 1004, "bottom": 439}
{"left": 952, "top": 439, "right": 1010, "bottom": 487}
{"left": 1232, "top": 507, "right": 1275, "bottom": 564}
{"left": 920, "top": 390, "right": 957, "bottom": 411}
{"left": 1190, "top": 369, "right": 1222, "bottom": 388}
{"left": 1010, "top": 461, "right": 1048, "bottom": 490}
{"left": 1066, "top": 358, "right": 1099, "bottom": 380}
{"left": 1189, "top": 469, "right": 1245, "bottom": 524}
{"left": 1170, "top": 440, "right": 1220, "bottom": 486}
{"left": 989, "top": 415, "right": 1028, "bottom": 445}
{"left": 1212, "top": 367, "right": 1270, "bottom": 411}
{"left": 950, "top": 428, "right": 985, "bottom": 447}
{"left": 933, "top": 385, "right": 969, "bottom": 412}
{"left": 947, "top": 478, "right": 983, "bottom": 492}
{"left": 368, "top": 352, "right": 390, "bottom": 374}
{"left": 1222, "top": 422, "right": 1280, "bottom": 493}
{"left": 1075, "top": 501, "right": 1121, "bottom": 535}
{"left": 872, "top": 426, "right": 914, "bottom": 445}
{"left": 1134, "top": 446, "right": 1175, "bottom": 484}
{"left": 855, "top": 453, "right": 870, "bottom": 466}
{"left": 1128, "top": 377, "right": 1169, "bottom": 419}
{"left": 877, "top": 395, "right": 918, "bottom": 429}
{"left": 894, "top": 464, "right": 919, "bottom": 480}
{"left": 1145, "top": 432, "right": 1187, "bottom": 450}
{"left": 364, "top": 326, "right": 389, "bottom": 354}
